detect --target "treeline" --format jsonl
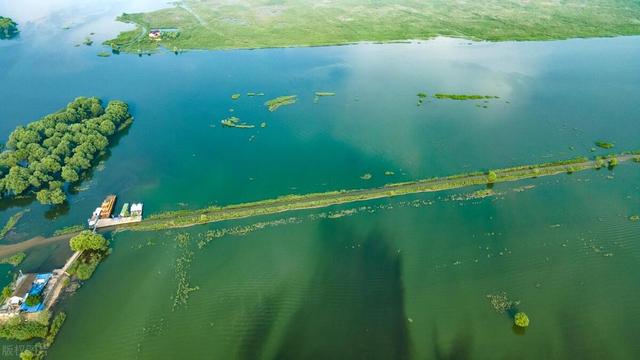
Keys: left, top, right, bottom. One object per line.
{"left": 0, "top": 16, "right": 18, "bottom": 39}
{"left": 0, "top": 97, "right": 133, "bottom": 205}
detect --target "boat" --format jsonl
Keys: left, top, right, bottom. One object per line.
{"left": 99, "top": 195, "right": 117, "bottom": 219}
{"left": 130, "top": 203, "right": 144, "bottom": 217}
{"left": 119, "top": 203, "right": 130, "bottom": 217}
{"left": 88, "top": 207, "right": 101, "bottom": 227}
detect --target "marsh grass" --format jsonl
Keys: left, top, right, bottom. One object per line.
{"left": 0, "top": 209, "right": 29, "bottom": 240}
{"left": 265, "top": 95, "right": 297, "bottom": 112}
{"left": 104, "top": 1, "right": 640, "bottom": 53}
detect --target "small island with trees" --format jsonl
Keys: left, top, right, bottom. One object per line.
{"left": 0, "top": 97, "right": 133, "bottom": 205}
{"left": 0, "top": 16, "right": 18, "bottom": 39}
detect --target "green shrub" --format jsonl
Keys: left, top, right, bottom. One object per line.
{"left": 69, "top": 231, "right": 107, "bottom": 252}
{"left": 24, "top": 294, "right": 42, "bottom": 307}
{"left": 0, "top": 316, "right": 48, "bottom": 340}
{"left": 487, "top": 171, "right": 497, "bottom": 183}
{"left": 514, "top": 312, "right": 530, "bottom": 327}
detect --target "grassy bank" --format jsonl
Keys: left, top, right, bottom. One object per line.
{"left": 104, "top": 0, "right": 640, "bottom": 53}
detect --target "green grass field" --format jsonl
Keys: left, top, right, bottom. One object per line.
{"left": 105, "top": 0, "right": 640, "bottom": 53}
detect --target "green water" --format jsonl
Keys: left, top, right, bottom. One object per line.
{"left": 1, "top": 1, "right": 640, "bottom": 359}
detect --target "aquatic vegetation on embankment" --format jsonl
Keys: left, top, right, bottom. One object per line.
{"left": 117, "top": 152, "right": 637, "bottom": 232}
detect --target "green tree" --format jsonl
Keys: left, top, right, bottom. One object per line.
{"left": 69, "top": 231, "right": 107, "bottom": 252}
{"left": 0, "top": 97, "right": 132, "bottom": 204}
{"left": 24, "top": 294, "right": 42, "bottom": 307}
{"left": 99, "top": 119, "right": 116, "bottom": 135}
{"left": 0, "top": 17, "right": 19, "bottom": 39}
{"left": 35, "top": 188, "right": 66, "bottom": 205}
{"left": 487, "top": 171, "right": 497, "bottom": 183}
{"left": 61, "top": 166, "right": 79, "bottom": 182}
{"left": 5, "top": 167, "right": 31, "bottom": 195}
{"left": 19, "top": 350, "right": 35, "bottom": 360}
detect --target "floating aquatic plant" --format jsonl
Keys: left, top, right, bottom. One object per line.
{"left": 514, "top": 312, "right": 530, "bottom": 327}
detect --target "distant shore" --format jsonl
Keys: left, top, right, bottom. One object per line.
{"left": 103, "top": 0, "right": 640, "bottom": 53}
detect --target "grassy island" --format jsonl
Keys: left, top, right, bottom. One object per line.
{"left": 434, "top": 94, "right": 499, "bottom": 100}
{"left": 595, "top": 141, "right": 615, "bottom": 149}
{"left": 221, "top": 117, "right": 255, "bottom": 129}
{"left": 265, "top": 95, "right": 297, "bottom": 112}
{"left": 103, "top": 1, "right": 640, "bottom": 53}
{"left": 0, "top": 97, "right": 133, "bottom": 205}
{"left": 0, "top": 16, "right": 18, "bottom": 39}
{"left": 0, "top": 209, "right": 29, "bottom": 240}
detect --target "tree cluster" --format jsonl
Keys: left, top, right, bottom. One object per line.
{"left": 69, "top": 230, "right": 107, "bottom": 252}
{"left": 0, "top": 97, "right": 132, "bottom": 205}
{"left": 0, "top": 16, "right": 18, "bottom": 39}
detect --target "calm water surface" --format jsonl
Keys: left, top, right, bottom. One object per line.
{"left": 0, "top": 1, "right": 639, "bottom": 359}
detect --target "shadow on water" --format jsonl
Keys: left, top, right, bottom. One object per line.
{"left": 237, "top": 291, "right": 284, "bottom": 360}
{"left": 272, "top": 220, "right": 411, "bottom": 360}
{"left": 431, "top": 327, "right": 473, "bottom": 360}
{"left": 44, "top": 201, "right": 70, "bottom": 220}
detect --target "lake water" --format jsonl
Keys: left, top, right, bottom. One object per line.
{"left": 0, "top": 1, "right": 639, "bottom": 359}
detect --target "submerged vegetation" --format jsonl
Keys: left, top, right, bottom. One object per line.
{"left": 105, "top": 0, "right": 640, "bottom": 53}
{"left": 314, "top": 92, "right": 335, "bottom": 103}
{"left": 173, "top": 233, "right": 199, "bottom": 310}
{"left": 220, "top": 117, "right": 254, "bottom": 129}
{"left": 52, "top": 224, "right": 85, "bottom": 236}
{"left": 265, "top": 95, "right": 297, "bottom": 112}
{"left": 0, "top": 16, "right": 18, "bottom": 39}
{"left": 0, "top": 209, "right": 29, "bottom": 240}
{"left": 487, "top": 292, "right": 519, "bottom": 314}
{"left": 595, "top": 141, "right": 615, "bottom": 149}
{"left": 0, "top": 252, "right": 26, "bottom": 266}
{"left": 434, "top": 94, "right": 499, "bottom": 100}
{"left": 231, "top": 93, "right": 241, "bottom": 100}
{"left": 0, "top": 97, "right": 133, "bottom": 205}
{"left": 417, "top": 92, "right": 427, "bottom": 106}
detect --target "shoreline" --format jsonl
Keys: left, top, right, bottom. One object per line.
{"left": 106, "top": 34, "right": 640, "bottom": 55}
